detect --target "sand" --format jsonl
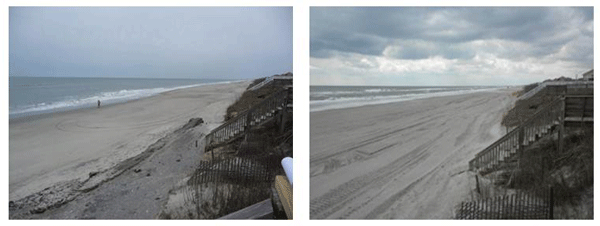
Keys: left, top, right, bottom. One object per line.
{"left": 9, "top": 81, "right": 251, "bottom": 204}
{"left": 310, "top": 89, "right": 519, "bottom": 219}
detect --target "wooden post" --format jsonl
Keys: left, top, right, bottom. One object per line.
{"left": 475, "top": 174, "right": 481, "bottom": 195}
{"left": 495, "top": 196, "right": 499, "bottom": 219}
{"left": 280, "top": 103, "right": 288, "bottom": 134}
{"left": 516, "top": 191, "right": 523, "bottom": 219}
{"left": 538, "top": 190, "right": 542, "bottom": 219}
{"left": 204, "top": 135, "right": 210, "bottom": 153}
{"left": 580, "top": 96, "right": 587, "bottom": 126}
{"left": 458, "top": 202, "right": 463, "bottom": 219}
{"left": 507, "top": 194, "right": 511, "bottom": 218}
{"left": 503, "top": 194, "right": 508, "bottom": 219}
{"left": 274, "top": 175, "right": 293, "bottom": 219}
{"left": 485, "top": 198, "right": 490, "bottom": 219}
{"left": 462, "top": 202, "right": 466, "bottom": 219}
{"left": 558, "top": 98, "right": 565, "bottom": 153}
{"left": 518, "top": 126, "right": 524, "bottom": 169}
{"left": 525, "top": 190, "right": 531, "bottom": 219}
{"left": 245, "top": 108, "right": 253, "bottom": 132}
{"left": 549, "top": 187, "right": 554, "bottom": 219}
{"left": 472, "top": 201, "right": 475, "bottom": 219}
{"left": 461, "top": 202, "right": 465, "bottom": 219}
{"left": 466, "top": 202, "right": 470, "bottom": 219}
{"left": 511, "top": 194, "right": 516, "bottom": 218}
{"left": 476, "top": 200, "right": 479, "bottom": 219}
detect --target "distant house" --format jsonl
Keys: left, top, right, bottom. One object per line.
{"left": 582, "top": 69, "right": 593, "bottom": 81}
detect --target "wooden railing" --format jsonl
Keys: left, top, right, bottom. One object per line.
{"left": 563, "top": 95, "right": 593, "bottom": 124}
{"left": 248, "top": 76, "right": 274, "bottom": 91}
{"left": 468, "top": 98, "right": 563, "bottom": 173}
{"left": 469, "top": 95, "right": 593, "bottom": 173}
{"left": 519, "top": 81, "right": 593, "bottom": 100}
{"left": 204, "top": 87, "right": 292, "bottom": 152}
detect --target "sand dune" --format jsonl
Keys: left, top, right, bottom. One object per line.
{"left": 310, "top": 89, "right": 519, "bottom": 219}
{"left": 9, "top": 81, "right": 250, "bottom": 202}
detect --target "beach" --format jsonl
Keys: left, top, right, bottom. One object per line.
{"left": 9, "top": 81, "right": 250, "bottom": 217}
{"left": 310, "top": 88, "right": 519, "bottom": 219}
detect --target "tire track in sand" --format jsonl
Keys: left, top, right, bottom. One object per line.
{"left": 311, "top": 108, "right": 450, "bottom": 168}
{"left": 310, "top": 120, "right": 428, "bottom": 167}
{"left": 310, "top": 129, "right": 449, "bottom": 219}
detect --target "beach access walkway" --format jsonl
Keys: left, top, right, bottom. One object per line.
{"left": 518, "top": 80, "right": 593, "bottom": 100}
{"left": 463, "top": 92, "right": 592, "bottom": 219}
{"left": 204, "top": 86, "right": 292, "bottom": 153}
{"left": 171, "top": 83, "right": 293, "bottom": 219}
{"left": 469, "top": 94, "right": 593, "bottom": 175}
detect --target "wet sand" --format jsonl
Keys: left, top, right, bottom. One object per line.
{"left": 310, "top": 89, "right": 519, "bottom": 219}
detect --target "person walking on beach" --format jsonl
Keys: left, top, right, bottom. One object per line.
{"left": 98, "top": 100, "right": 101, "bottom": 108}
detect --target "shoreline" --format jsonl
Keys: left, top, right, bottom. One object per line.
{"left": 9, "top": 79, "right": 247, "bottom": 121}
{"left": 9, "top": 80, "right": 251, "bottom": 203}
{"left": 310, "top": 87, "right": 505, "bottom": 113}
{"left": 310, "top": 88, "right": 519, "bottom": 219}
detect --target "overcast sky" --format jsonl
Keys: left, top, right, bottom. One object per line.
{"left": 310, "top": 7, "right": 593, "bottom": 86}
{"left": 9, "top": 7, "right": 292, "bottom": 80}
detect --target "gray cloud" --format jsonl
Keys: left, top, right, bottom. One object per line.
{"left": 311, "top": 30, "right": 389, "bottom": 58}
{"left": 310, "top": 7, "right": 593, "bottom": 64}
{"left": 10, "top": 7, "right": 292, "bottom": 79}
{"left": 310, "top": 7, "right": 593, "bottom": 86}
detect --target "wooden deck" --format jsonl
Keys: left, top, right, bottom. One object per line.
{"left": 219, "top": 199, "right": 274, "bottom": 219}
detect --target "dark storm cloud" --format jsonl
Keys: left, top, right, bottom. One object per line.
{"left": 310, "top": 30, "right": 389, "bottom": 58}
{"left": 10, "top": 7, "right": 292, "bottom": 79}
{"left": 310, "top": 7, "right": 593, "bottom": 63}
{"left": 310, "top": 7, "right": 420, "bottom": 57}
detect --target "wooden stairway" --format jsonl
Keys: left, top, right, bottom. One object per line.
{"left": 248, "top": 76, "right": 275, "bottom": 91}
{"left": 204, "top": 86, "right": 292, "bottom": 152}
{"left": 518, "top": 81, "right": 593, "bottom": 100}
{"left": 469, "top": 95, "right": 593, "bottom": 175}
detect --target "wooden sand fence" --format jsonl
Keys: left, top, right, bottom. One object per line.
{"left": 204, "top": 87, "right": 292, "bottom": 153}
{"left": 187, "top": 149, "right": 284, "bottom": 218}
{"left": 456, "top": 188, "right": 554, "bottom": 219}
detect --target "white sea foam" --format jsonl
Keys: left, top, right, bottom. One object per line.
{"left": 310, "top": 87, "right": 500, "bottom": 112}
{"left": 364, "top": 88, "right": 391, "bottom": 93}
{"left": 10, "top": 80, "right": 243, "bottom": 117}
{"left": 310, "top": 87, "right": 449, "bottom": 97}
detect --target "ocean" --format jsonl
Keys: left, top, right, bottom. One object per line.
{"left": 9, "top": 77, "right": 236, "bottom": 119}
{"left": 310, "top": 85, "right": 500, "bottom": 112}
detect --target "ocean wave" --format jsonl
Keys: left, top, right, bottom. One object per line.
{"left": 310, "top": 87, "right": 499, "bottom": 112}
{"left": 310, "top": 87, "right": 462, "bottom": 98}
{"left": 9, "top": 81, "right": 236, "bottom": 117}
{"left": 364, "top": 88, "right": 391, "bottom": 93}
